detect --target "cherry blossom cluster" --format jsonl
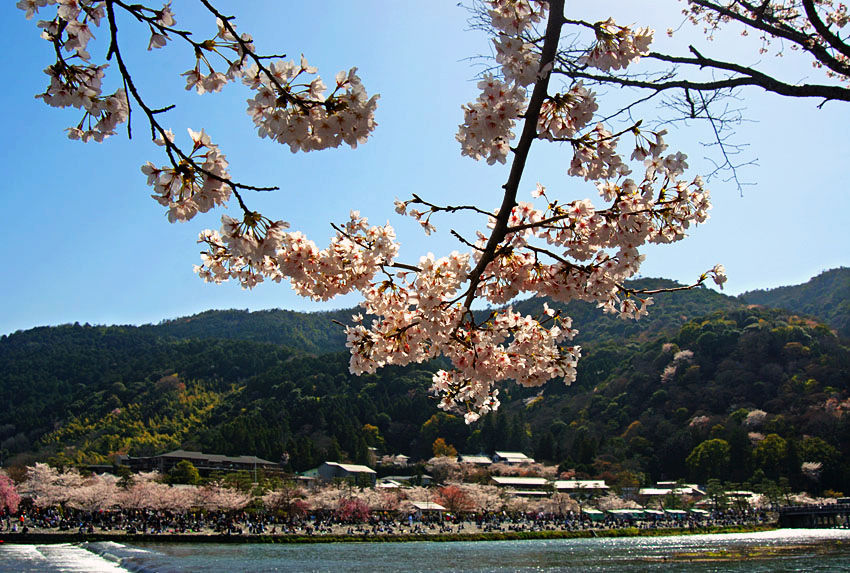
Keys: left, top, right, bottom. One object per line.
{"left": 744, "top": 408, "right": 768, "bottom": 427}
{"left": 18, "top": 0, "right": 380, "bottom": 203}
{"left": 141, "top": 128, "right": 232, "bottom": 222}
{"left": 22, "top": 0, "right": 131, "bottom": 142}
{"left": 536, "top": 82, "right": 598, "bottom": 140}
{"left": 801, "top": 461, "right": 824, "bottom": 480}
{"left": 579, "top": 18, "right": 654, "bottom": 71}
{"left": 22, "top": 1, "right": 104, "bottom": 59}
{"left": 174, "top": 15, "right": 381, "bottom": 152}
{"left": 661, "top": 348, "right": 694, "bottom": 382}
{"left": 144, "top": 2, "right": 175, "bottom": 50}
{"left": 0, "top": 472, "right": 20, "bottom": 514}
{"left": 462, "top": 132, "right": 717, "bottom": 313}
{"left": 395, "top": 200, "right": 438, "bottom": 235}
{"left": 196, "top": 211, "right": 399, "bottom": 296}
{"left": 456, "top": 1, "right": 551, "bottom": 164}
{"left": 244, "top": 62, "right": 380, "bottom": 152}
{"left": 341, "top": 242, "right": 585, "bottom": 420}
{"left": 345, "top": 251, "right": 471, "bottom": 375}
{"left": 689, "top": 414, "right": 710, "bottom": 428}
{"left": 683, "top": 1, "right": 849, "bottom": 36}
{"left": 487, "top": 0, "right": 549, "bottom": 35}
{"left": 432, "top": 307, "right": 580, "bottom": 423}
{"left": 826, "top": 3, "right": 849, "bottom": 27}
{"left": 180, "top": 17, "right": 255, "bottom": 94}
{"left": 340, "top": 250, "right": 574, "bottom": 421}
{"left": 456, "top": 75, "right": 527, "bottom": 164}
{"left": 494, "top": 34, "right": 541, "bottom": 86}
{"left": 823, "top": 395, "right": 850, "bottom": 417}
{"left": 567, "top": 123, "right": 629, "bottom": 180}
{"left": 21, "top": 464, "right": 252, "bottom": 512}
{"left": 178, "top": 9, "right": 380, "bottom": 150}
{"left": 393, "top": 2, "right": 722, "bottom": 420}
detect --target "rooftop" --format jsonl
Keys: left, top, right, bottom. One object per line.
{"left": 494, "top": 451, "right": 534, "bottom": 462}
{"left": 324, "top": 461, "right": 377, "bottom": 474}
{"left": 153, "top": 449, "right": 277, "bottom": 466}
{"left": 458, "top": 455, "right": 493, "bottom": 464}
{"left": 410, "top": 501, "right": 446, "bottom": 511}
{"left": 554, "top": 480, "right": 610, "bottom": 490}
{"left": 492, "top": 476, "right": 549, "bottom": 487}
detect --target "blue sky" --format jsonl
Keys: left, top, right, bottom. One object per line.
{"left": 2, "top": 1, "right": 848, "bottom": 335}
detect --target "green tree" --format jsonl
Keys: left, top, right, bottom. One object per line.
{"left": 704, "top": 478, "right": 729, "bottom": 510}
{"left": 324, "top": 437, "right": 343, "bottom": 463}
{"left": 753, "top": 434, "right": 788, "bottom": 479}
{"left": 168, "top": 459, "right": 201, "bottom": 485}
{"left": 686, "top": 439, "right": 731, "bottom": 482}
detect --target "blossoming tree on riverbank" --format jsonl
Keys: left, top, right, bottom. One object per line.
{"left": 18, "top": 0, "right": 848, "bottom": 422}
{"left": 0, "top": 471, "right": 21, "bottom": 515}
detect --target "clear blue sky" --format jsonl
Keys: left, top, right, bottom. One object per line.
{"left": 2, "top": 1, "right": 847, "bottom": 335}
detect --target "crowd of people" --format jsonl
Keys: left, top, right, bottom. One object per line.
{"left": 1, "top": 504, "right": 772, "bottom": 539}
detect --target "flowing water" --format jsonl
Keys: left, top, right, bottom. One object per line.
{"left": 1, "top": 529, "right": 849, "bottom": 572}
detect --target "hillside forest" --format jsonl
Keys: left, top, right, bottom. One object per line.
{"left": 0, "top": 269, "right": 848, "bottom": 495}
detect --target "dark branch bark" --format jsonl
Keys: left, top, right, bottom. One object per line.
{"left": 801, "top": 0, "right": 850, "bottom": 59}
{"left": 555, "top": 57, "right": 850, "bottom": 102}
{"left": 687, "top": 0, "right": 850, "bottom": 77}
{"left": 461, "top": 0, "right": 566, "bottom": 311}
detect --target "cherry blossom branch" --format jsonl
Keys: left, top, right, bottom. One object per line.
{"left": 329, "top": 222, "right": 421, "bottom": 273}
{"left": 104, "top": 0, "right": 263, "bottom": 216}
{"left": 687, "top": 0, "right": 850, "bottom": 75}
{"left": 451, "top": 229, "right": 487, "bottom": 252}
{"left": 461, "top": 0, "right": 566, "bottom": 311}
{"left": 22, "top": 0, "right": 728, "bottom": 424}
{"left": 800, "top": 0, "right": 850, "bottom": 59}
{"left": 407, "top": 194, "right": 495, "bottom": 218}
{"left": 541, "top": 120, "right": 641, "bottom": 143}
{"left": 619, "top": 280, "right": 709, "bottom": 295}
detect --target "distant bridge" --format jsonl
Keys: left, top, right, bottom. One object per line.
{"left": 778, "top": 503, "right": 850, "bottom": 528}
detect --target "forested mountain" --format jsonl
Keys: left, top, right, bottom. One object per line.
{"left": 517, "top": 306, "right": 850, "bottom": 493}
{"left": 512, "top": 277, "right": 741, "bottom": 346}
{"left": 739, "top": 267, "right": 850, "bottom": 338}
{"left": 57, "top": 271, "right": 839, "bottom": 358}
{"left": 0, "top": 325, "right": 296, "bottom": 461}
{"left": 1, "top": 272, "right": 848, "bottom": 494}
{"left": 142, "top": 308, "right": 354, "bottom": 355}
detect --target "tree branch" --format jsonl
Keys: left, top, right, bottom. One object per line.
{"left": 104, "top": 0, "right": 277, "bottom": 218}
{"left": 687, "top": 0, "right": 850, "bottom": 77}
{"left": 800, "top": 0, "right": 850, "bottom": 59}
{"left": 461, "top": 0, "right": 566, "bottom": 311}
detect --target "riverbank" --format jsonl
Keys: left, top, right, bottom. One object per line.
{"left": 0, "top": 523, "right": 778, "bottom": 544}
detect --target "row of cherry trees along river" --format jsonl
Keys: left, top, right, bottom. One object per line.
{"left": 16, "top": 0, "right": 850, "bottom": 422}
{"left": 0, "top": 464, "right": 562, "bottom": 519}
{"left": 0, "top": 462, "right": 780, "bottom": 527}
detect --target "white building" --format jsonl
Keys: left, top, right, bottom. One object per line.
{"left": 317, "top": 461, "right": 377, "bottom": 485}
{"left": 492, "top": 451, "right": 535, "bottom": 464}
{"left": 491, "top": 475, "right": 550, "bottom": 496}
{"left": 553, "top": 479, "right": 610, "bottom": 496}
{"left": 458, "top": 454, "right": 493, "bottom": 466}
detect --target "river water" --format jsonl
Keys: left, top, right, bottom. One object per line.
{"left": 1, "top": 529, "right": 848, "bottom": 572}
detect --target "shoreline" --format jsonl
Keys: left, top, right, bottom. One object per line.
{"left": 0, "top": 523, "right": 778, "bottom": 545}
